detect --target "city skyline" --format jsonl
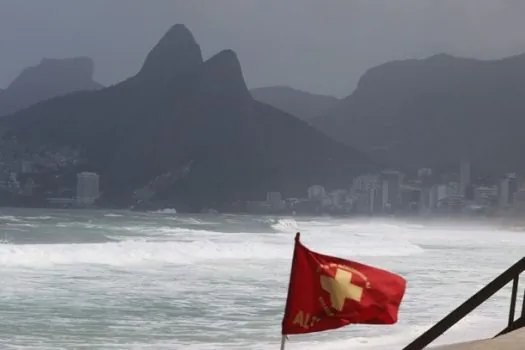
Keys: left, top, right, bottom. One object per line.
{"left": 2, "top": 18, "right": 525, "bottom": 214}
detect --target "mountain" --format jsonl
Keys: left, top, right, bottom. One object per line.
{"left": 1, "top": 24, "right": 375, "bottom": 210}
{"left": 250, "top": 86, "right": 339, "bottom": 121}
{"left": 312, "top": 53, "right": 525, "bottom": 174}
{"left": 0, "top": 57, "right": 103, "bottom": 116}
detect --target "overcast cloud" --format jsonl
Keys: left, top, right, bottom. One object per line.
{"left": 1, "top": 0, "right": 525, "bottom": 97}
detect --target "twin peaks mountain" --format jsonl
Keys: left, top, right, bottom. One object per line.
{"left": 0, "top": 57, "right": 103, "bottom": 116}
{"left": 312, "top": 53, "right": 525, "bottom": 175}
{"left": 1, "top": 24, "right": 374, "bottom": 210}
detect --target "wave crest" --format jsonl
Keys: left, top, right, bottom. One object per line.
{"left": 271, "top": 219, "right": 299, "bottom": 232}
{"left": 0, "top": 231, "right": 422, "bottom": 268}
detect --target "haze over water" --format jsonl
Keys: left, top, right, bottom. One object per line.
{"left": 0, "top": 209, "right": 524, "bottom": 349}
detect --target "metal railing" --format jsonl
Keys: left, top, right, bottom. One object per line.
{"left": 403, "top": 257, "right": 525, "bottom": 349}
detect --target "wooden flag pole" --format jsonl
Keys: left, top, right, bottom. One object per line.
{"left": 280, "top": 335, "right": 286, "bottom": 349}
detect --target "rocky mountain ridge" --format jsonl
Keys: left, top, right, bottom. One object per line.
{"left": 312, "top": 53, "right": 525, "bottom": 174}
{"left": 0, "top": 57, "right": 103, "bottom": 116}
{"left": 1, "top": 24, "right": 376, "bottom": 211}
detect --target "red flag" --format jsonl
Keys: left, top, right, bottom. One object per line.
{"left": 281, "top": 233, "right": 406, "bottom": 335}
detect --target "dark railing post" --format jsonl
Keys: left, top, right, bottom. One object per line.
{"left": 508, "top": 276, "right": 519, "bottom": 329}
{"left": 521, "top": 285, "right": 525, "bottom": 318}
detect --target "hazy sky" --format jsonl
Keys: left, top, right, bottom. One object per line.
{"left": 1, "top": 0, "right": 525, "bottom": 97}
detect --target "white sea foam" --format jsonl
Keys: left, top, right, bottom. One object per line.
{"left": 0, "top": 227, "right": 423, "bottom": 267}
{"left": 24, "top": 216, "right": 53, "bottom": 220}
{"left": 1, "top": 212, "right": 524, "bottom": 349}
{"left": 152, "top": 208, "right": 177, "bottom": 214}
{"left": 6, "top": 223, "right": 37, "bottom": 227}
{"left": 104, "top": 213, "right": 124, "bottom": 217}
{"left": 115, "top": 225, "right": 224, "bottom": 237}
{"left": 167, "top": 217, "right": 215, "bottom": 225}
{"left": 271, "top": 218, "right": 299, "bottom": 232}
{"left": 281, "top": 314, "right": 502, "bottom": 350}
{"left": 0, "top": 215, "right": 22, "bottom": 222}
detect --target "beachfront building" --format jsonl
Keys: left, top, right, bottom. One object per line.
{"left": 76, "top": 172, "right": 100, "bottom": 206}
{"left": 459, "top": 160, "right": 471, "bottom": 196}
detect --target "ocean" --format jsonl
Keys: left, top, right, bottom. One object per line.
{"left": 0, "top": 208, "right": 524, "bottom": 349}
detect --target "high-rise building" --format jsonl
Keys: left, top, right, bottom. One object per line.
{"left": 474, "top": 186, "right": 497, "bottom": 206}
{"left": 499, "top": 178, "right": 510, "bottom": 208}
{"left": 328, "top": 190, "right": 347, "bottom": 208}
{"left": 381, "top": 179, "right": 389, "bottom": 212}
{"left": 350, "top": 174, "right": 383, "bottom": 214}
{"left": 419, "top": 188, "right": 430, "bottom": 212}
{"left": 351, "top": 174, "right": 378, "bottom": 194}
{"left": 513, "top": 186, "right": 525, "bottom": 214}
{"left": 381, "top": 170, "right": 403, "bottom": 211}
{"left": 428, "top": 185, "right": 438, "bottom": 210}
{"left": 307, "top": 185, "right": 326, "bottom": 200}
{"left": 355, "top": 189, "right": 371, "bottom": 215}
{"left": 460, "top": 160, "right": 471, "bottom": 195}
{"left": 76, "top": 172, "right": 100, "bottom": 206}
{"left": 266, "top": 191, "right": 285, "bottom": 211}
{"left": 499, "top": 174, "right": 518, "bottom": 208}
{"left": 508, "top": 173, "right": 518, "bottom": 205}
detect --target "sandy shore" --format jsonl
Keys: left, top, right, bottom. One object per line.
{"left": 433, "top": 328, "right": 525, "bottom": 349}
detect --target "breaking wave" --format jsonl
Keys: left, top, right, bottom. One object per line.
{"left": 0, "top": 215, "right": 22, "bottom": 222}
{"left": 104, "top": 213, "right": 123, "bottom": 217}
{"left": 0, "top": 230, "right": 422, "bottom": 268}
{"left": 0, "top": 240, "right": 289, "bottom": 267}
{"left": 0, "top": 212, "right": 424, "bottom": 269}
{"left": 152, "top": 208, "right": 177, "bottom": 214}
{"left": 0, "top": 230, "right": 116, "bottom": 245}
{"left": 271, "top": 218, "right": 299, "bottom": 232}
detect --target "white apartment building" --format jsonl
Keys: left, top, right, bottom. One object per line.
{"left": 76, "top": 172, "right": 100, "bottom": 206}
{"left": 459, "top": 160, "right": 471, "bottom": 195}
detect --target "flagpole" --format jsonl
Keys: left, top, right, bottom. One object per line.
{"left": 280, "top": 335, "right": 286, "bottom": 350}
{"left": 280, "top": 233, "right": 300, "bottom": 349}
